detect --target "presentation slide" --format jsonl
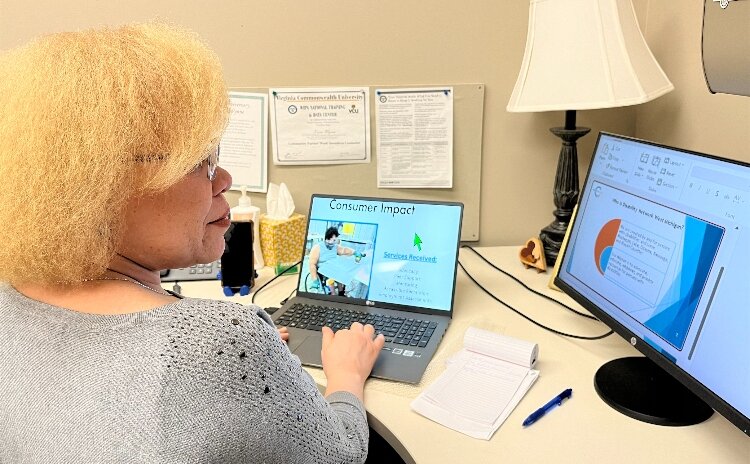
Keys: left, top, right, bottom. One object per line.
{"left": 304, "top": 197, "right": 461, "bottom": 311}
{"left": 567, "top": 182, "right": 724, "bottom": 350}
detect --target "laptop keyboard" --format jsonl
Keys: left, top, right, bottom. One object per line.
{"left": 275, "top": 303, "right": 438, "bottom": 347}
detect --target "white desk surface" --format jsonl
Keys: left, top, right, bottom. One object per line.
{"left": 169, "top": 246, "right": 750, "bottom": 464}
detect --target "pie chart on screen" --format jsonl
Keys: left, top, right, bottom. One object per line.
{"left": 594, "top": 219, "right": 621, "bottom": 274}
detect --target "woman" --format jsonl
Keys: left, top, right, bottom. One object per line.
{"left": 0, "top": 23, "right": 384, "bottom": 463}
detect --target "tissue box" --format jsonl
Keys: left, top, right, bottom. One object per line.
{"left": 259, "top": 213, "right": 306, "bottom": 270}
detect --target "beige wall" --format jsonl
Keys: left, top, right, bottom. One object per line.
{"left": 2, "top": 1, "right": 743, "bottom": 247}
{"left": 636, "top": 0, "right": 750, "bottom": 162}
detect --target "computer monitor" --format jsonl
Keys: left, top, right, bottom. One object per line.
{"left": 555, "top": 132, "right": 749, "bottom": 435}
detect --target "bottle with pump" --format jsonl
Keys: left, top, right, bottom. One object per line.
{"left": 220, "top": 186, "right": 261, "bottom": 296}
{"left": 233, "top": 187, "right": 264, "bottom": 266}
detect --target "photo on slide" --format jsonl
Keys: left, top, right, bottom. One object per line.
{"left": 300, "top": 219, "right": 377, "bottom": 299}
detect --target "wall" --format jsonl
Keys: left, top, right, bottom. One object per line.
{"left": 635, "top": 0, "right": 750, "bottom": 162}
{"left": 0, "top": 1, "right": 670, "bottom": 246}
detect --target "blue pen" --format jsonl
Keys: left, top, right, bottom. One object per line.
{"left": 522, "top": 388, "right": 573, "bottom": 427}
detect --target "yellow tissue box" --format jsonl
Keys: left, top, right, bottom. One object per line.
{"left": 259, "top": 213, "right": 306, "bottom": 269}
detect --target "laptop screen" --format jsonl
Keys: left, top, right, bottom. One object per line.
{"left": 296, "top": 195, "right": 463, "bottom": 313}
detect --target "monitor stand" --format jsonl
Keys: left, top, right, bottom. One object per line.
{"left": 594, "top": 356, "right": 713, "bottom": 426}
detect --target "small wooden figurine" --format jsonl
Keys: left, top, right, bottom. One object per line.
{"left": 519, "top": 237, "right": 547, "bottom": 272}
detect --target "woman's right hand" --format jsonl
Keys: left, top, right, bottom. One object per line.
{"left": 321, "top": 322, "right": 385, "bottom": 401}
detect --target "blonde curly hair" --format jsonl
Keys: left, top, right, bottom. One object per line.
{"left": 0, "top": 22, "right": 229, "bottom": 285}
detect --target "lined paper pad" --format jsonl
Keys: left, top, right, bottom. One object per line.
{"left": 410, "top": 327, "right": 539, "bottom": 439}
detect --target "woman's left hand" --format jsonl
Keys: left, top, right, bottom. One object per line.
{"left": 277, "top": 326, "right": 289, "bottom": 343}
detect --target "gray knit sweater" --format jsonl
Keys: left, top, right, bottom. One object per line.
{"left": 0, "top": 284, "right": 369, "bottom": 463}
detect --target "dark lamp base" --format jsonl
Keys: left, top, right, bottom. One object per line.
{"left": 540, "top": 123, "right": 590, "bottom": 266}
{"left": 540, "top": 223, "right": 566, "bottom": 265}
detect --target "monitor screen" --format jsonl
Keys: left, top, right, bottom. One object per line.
{"left": 297, "top": 195, "right": 463, "bottom": 313}
{"left": 555, "top": 132, "right": 749, "bottom": 435}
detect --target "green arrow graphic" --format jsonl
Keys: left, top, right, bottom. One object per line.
{"left": 413, "top": 233, "right": 423, "bottom": 251}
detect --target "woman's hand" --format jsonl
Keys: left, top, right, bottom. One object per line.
{"left": 321, "top": 322, "right": 385, "bottom": 401}
{"left": 277, "top": 326, "right": 289, "bottom": 343}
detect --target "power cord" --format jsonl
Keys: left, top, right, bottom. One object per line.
{"left": 462, "top": 246, "right": 598, "bottom": 320}
{"left": 458, "top": 246, "right": 613, "bottom": 341}
{"left": 279, "top": 286, "right": 297, "bottom": 306}
{"left": 251, "top": 260, "right": 302, "bottom": 305}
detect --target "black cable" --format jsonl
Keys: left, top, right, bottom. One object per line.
{"left": 457, "top": 255, "right": 613, "bottom": 340}
{"left": 461, "top": 245, "right": 600, "bottom": 321}
{"left": 279, "top": 286, "right": 297, "bottom": 306}
{"left": 251, "top": 260, "right": 302, "bottom": 305}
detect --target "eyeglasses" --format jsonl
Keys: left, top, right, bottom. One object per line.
{"left": 206, "top": 146, "right": 220, "bottom": 181}
{"left": 194, "top": 146, "right": 220, "bottom": 181}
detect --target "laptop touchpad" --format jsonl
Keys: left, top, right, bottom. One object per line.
{"left": 293, "top": 335, "right": 323, "bottom": 366}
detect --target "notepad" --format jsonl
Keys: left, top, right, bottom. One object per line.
{"left": 410, "top": 327, "right": 539, "bottom": 440}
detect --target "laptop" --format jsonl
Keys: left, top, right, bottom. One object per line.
{"left": 272, "top": 194, "right": 464, "bottom": 384}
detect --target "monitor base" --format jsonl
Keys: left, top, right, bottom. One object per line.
{"left": 594, "top": 356, "right": 713, "bottom": 426}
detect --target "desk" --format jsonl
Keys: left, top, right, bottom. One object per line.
{"left": 168, "top": 247, "right": 750, "bottom": 463}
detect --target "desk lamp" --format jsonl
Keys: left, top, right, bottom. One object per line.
{"left": 507, "top": 0, "right": 673, "bottom": 265}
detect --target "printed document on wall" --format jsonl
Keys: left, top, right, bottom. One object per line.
{"left": 220, "top": 91, "right": 268, "bottom": 192}
{"left": 269, "top": 87, "right": 371, "bottom": 165}
{"left": 376, "top": 87, "right": 453, "bottom": 188}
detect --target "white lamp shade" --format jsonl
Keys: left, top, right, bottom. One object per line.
{"left": 507, "top": 0, "right": 674, "bottom": 112}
